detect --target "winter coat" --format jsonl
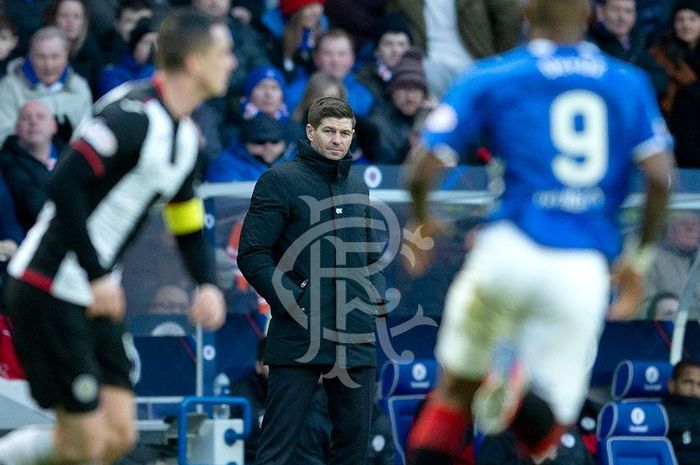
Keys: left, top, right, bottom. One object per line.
{"left": 0, "top": 58, "right": 92, "bottom": 146}
{"left": 238, "top": 139, "right": 386, "bottom": 367}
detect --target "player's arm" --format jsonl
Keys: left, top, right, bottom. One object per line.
{"left": 610, "top": 150, "right": 673, "bottom": 320}
{"left": 610, "top": 70, "right": 676, "bottom": 320}
{"left": 164, "top": 178, "right": 225, "bottom": 331}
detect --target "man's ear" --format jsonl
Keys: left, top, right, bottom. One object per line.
{"left": 305, "top": 123, "right": 314, "bottom": 142}
{"left": 668, "top": 378, "right": 676, "bottom": 394}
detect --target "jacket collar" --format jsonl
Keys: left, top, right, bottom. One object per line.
{"left": 297, "top": 139, "right": 351, "bottom": 180}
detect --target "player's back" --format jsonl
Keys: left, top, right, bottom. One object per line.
{"left": 423, "top": 39, "right": 672, "bottom": 261}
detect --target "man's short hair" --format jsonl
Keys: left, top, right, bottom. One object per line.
{"left": 313, "top": 28, "right": 354, "bottom": 54}
{"left": 155, "top": 7, "right": 223, "bottom": 72}
{"left": 672, "top": 359, "right": 700, "bottom": 381}
{"left": 117, "top": 0, "right": 152, "bottom": 19}
{"left": 29, "top": 26, "right": 69, "bottom": 55}
{"left": 307, "top": 96, "right": 355, "bottom": 128}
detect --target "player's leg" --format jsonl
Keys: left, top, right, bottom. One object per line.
{"left": 0, "top": 278, "right": 110, "bottom": 464}
{"left": 407, "top": 222, "right": 525, "bottom": 465}
{"left": 513, "top": 247, "right": 609, "bottom": 462}
{"left": 99, "top": 386, "right": 137, "bottom": 464}
{"left": 93, "top": 320, "right": 138, "bottom": 464}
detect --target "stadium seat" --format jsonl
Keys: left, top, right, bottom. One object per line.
{"left": 379, "top": 359, "right": 440, "bottom": 465}
{"left": 611, "top": 359, "right": 673, "bottom": 400}
{"left": 597, "top": 400, "right": 677, "bottom": 465}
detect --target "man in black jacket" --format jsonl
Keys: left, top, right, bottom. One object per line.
{"left": 239, "top": 96, "right": 387, "bottom": 465}
{"left": 664, "top": 359, "right": 700, "bottom": 465}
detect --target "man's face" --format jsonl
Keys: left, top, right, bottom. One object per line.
{"left": 193, "top": 0, "right": 232, "bottom": 19}
{"left": 192, "top": 24, "right": 237, "bottom": 98}
{"left": 250, "top": 78, "right": 284, "bottom": 115}
{"left": 376, "top": 32, "right": 410, "bottom": 68}
{"left": 16, "top": 101, "right": 57, "bottom": 150}
{"left": 314, "top": 36, "right": 354, "bottom": 80}
{"left": 670, "top": 366, "right": 700, "bottom": 399}
{"left": 598, "top": 0, "right": 636, "bottom": 38}
{"left": 306, "top": 117, "right": 354, "bottom": 160}
{"left": 116, "top": 8, "right": 152, "bottom": 42}
{"left": 29, "top": 36, "right": 69, "bottom": 85}
{"left": 391, "top": 85, "right": 425, "bottom": 117}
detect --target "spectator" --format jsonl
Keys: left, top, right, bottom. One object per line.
{"left": 356, "top": 12, "right": 413, "bottom": 104}
{"left": 644, "top": 212, "right": 700, "bottom": 319}
{"left": 238, "top": 97, "right": 386, "bottom": 465}
{"left": 646, "top": 291, "right": 680, "bottom": 320}
{"left": 207, "top": 113, "right": 291, "bottom": 182}
{"left": 0, "top": 15, "right": 19, "bottom": 77}
{"left": 100, "top": 0, "right": 154, "bottom": 65}
{"left": 286, "top": 28, "right": 375, "bottom": 117}
{"left": 323, "top": 0, "right": 388, "bottom": 61}
{"left": 664, "top": 359, "right": 700, "bottom": 465}
{"left": 261, "top": 0, "right": 327, "bottom": 80}
{"left": 650, "top": 0, "right": 700, "bottom": 167}
{"left": 0, "top": 26, "right": 92, "bottom": 146}
{"left": 192, "top": 0, "right": 270, "bottom": 97}
{"left": 367, "top": 47, "right": 432, "bottom": 164}
{"left": 386, "top": 0, "right": 521, "bottom": 98}
{"left": 239, "top": 65, "right": 288, "bottom": 121}
{"left": 588, "top": 0, "right": 668, "bottom": 96}
{"left": 3, "top": 0, "right": 52, "bottom": 57}
{"left": 44, "top": 0, "right": 104, "bottom": 96}
{"left": 98, "top": 16, "right": 156, "bottom": 96}
{"left": 0, "top": 100, "right": 59, "bottom": 233}
{"left": 289, "top": 70, "right": 347, "bottom": 140}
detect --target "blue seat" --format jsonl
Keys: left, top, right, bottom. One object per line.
{"left": 379, "top": 359, "right": 439, "bottom": 465}
{"left": 597, "top": 401, "right": 677, "bottom": 465}
{"left": 611, "top": 360, "right": 673, "bottom": 400}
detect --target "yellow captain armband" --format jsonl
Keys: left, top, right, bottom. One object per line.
{"left": 163, "top": 198, "right": 205, "bottom": 235}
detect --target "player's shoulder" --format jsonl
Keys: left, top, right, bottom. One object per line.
{"left": 596, "top": 48, "right": 651, "bottom": 86}
{"left": 92, "top": 80, "right": 154, "bottom": 123}
{"left": 451, "top": 45, "right": 534, "bottom": 88}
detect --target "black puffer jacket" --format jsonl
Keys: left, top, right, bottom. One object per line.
{"left": 238, "top": 140, "right": 386, "bottom": 367}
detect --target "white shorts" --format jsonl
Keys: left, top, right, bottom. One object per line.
{"left": 436, "top": 221, "right": 610, "bottom": 424}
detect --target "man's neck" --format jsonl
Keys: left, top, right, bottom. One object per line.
{"left": 154, "top": 71, "right": 203, "bottom": 119}
{"left": 19, "top": 140, "right": 51, "bottom": 165}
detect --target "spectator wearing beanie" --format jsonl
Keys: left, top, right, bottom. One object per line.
{"left": 260, "top": 0, "right": 328, "bottom": 80}
{"left": 207, "top": 113, "right": 291, "bottom": 182}
{"left": 650, "top": 0, "right": 700, "bottom": 167}
{"left": 357, "top": 12, "right": 413, "bottom": 104}
{"left": 97, "top": 17, "right": 156, "bottom": 97}
{"left": 367, "top": 47, "right": 432, "bottom": 164}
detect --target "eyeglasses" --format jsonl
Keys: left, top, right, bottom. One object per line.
{"left": 249, "top": 139, "right": 283, "bottom": 145}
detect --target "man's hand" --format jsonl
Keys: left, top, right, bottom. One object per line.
{"left": 189, "top": 284, "right": 226, "bottom": 331}
{"left": 608, "top": 260, "right": 645, "bottom": 320}
{"left": 88, "top": 274, "right": 125, "bottom": 322}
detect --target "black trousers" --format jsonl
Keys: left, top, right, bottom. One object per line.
{"left": 255, "top": 365, "right": 375, "bottom": 465}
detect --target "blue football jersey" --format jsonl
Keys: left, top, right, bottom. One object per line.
{"left": 421, "top": 39, "right": 673, "bottom": 261}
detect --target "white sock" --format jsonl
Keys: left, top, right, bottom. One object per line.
{"left": 0, "top": 425, "right": 55, "bottom": 465}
